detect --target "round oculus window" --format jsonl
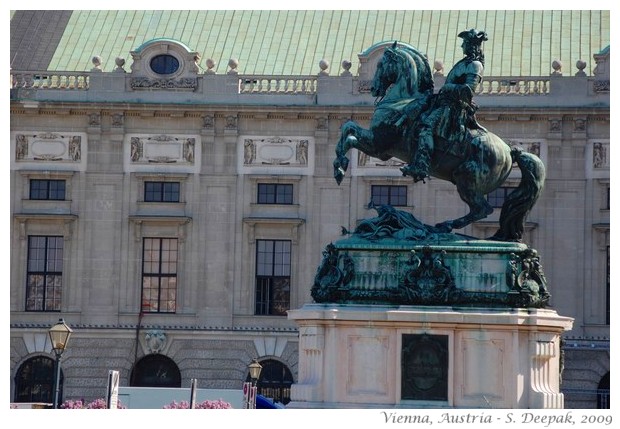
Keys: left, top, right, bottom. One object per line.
{"left": 150, "top": 54, "right": 180, "bottom": 75}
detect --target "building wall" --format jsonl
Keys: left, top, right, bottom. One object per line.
{"left": 9, "top": 43, "right": 610, "bottom": 408}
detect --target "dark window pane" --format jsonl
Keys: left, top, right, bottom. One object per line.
{"left": 163, "top": 182, "right": 180, "bottom": 202}
{"left": 606, "top": 246, "right": 610, "bottom": 325}
{"left": 258, "top": 183, "right": 293, "bottom": 204}
{"left": 371, "top": 185, "right": 407, "bottom": 206}
{"left": 141, "top": 238, "right": 178, "bottom": 313}
{"left": 145, "top": 181, "right": 179, "bottom": 202}
{"left": 130, "top": 354, "right": 181, "bottom": 388}
{"left": 26, "top": 236, "right": 63, "bottom": 312}
{"left": 14, "top": 356, "right": 60, "bottom": 404}
{"left": 30, "top": 180, "right": 65, "bottom": 200}
{"left": 150, "top": 54, "right": 180, "bottom": 75}
{"left": 255, "top": 240, "right": 291, "bottom": 315}
{"left": 276, "top": 185, "right": 293, "bottom": 204}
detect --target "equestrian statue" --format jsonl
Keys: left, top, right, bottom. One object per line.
{"left": 333, "top": 30, "right": 545, "bottom": 242}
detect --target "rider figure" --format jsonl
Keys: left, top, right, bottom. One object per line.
{"left": 400, "top": 29, "right": 488, "bottom": 182}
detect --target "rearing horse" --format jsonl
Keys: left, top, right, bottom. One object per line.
{"left": 333, "top": 42, "right": 545, "bottom": 241}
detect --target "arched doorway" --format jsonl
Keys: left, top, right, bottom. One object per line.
{"left": 597, "top": 372, "right": 610, "bottom": 409}
{"left": 130, "top": 354, "right": 181, "bottom": 387}
{"left": 14, "top": 355, "right": 60, "bottom": 404}
{"left": 246, "top": 358, "right": 293, "bottom": 405}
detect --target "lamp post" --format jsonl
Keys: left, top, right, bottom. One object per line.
{"left": 48, "top": 318, "right": 73, "bottom": 409}
{"left": 246, "top": 359, "right": 262, "bottom": 409}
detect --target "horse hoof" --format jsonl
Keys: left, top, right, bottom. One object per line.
{"left": 334, "top": 169, "right": 344, "bottom": 185}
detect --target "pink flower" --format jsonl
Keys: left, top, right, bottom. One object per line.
{"left": 60, "top": 398, "right": 126, "bottom": 409}
{"left": 163, "top": 399, "right": 232, "bottom": 409}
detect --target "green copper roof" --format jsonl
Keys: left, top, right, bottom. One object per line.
{"left": 12, "top": 10, "right": 610, "bottom": 76}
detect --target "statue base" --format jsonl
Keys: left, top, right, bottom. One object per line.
{"left": 287, "top": 304, "right": 573, "bottom": 408}
{"left": 312, "top": 233, "right": 551, "bottom": 308}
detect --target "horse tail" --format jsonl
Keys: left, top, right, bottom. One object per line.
{"left": 492, "top": 147, "right": 546, "bottom": 242}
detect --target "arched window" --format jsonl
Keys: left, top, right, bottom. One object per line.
{"left": 14, "top": 355, "right": 60, "bottom": 404}
{"left": 130, "top": 354, "right": 181, "bottom": 387}
{"left": 597, "top": 372, "right": 610, "bottom": 409}
{"left": 246, "top": 359, "right": 293, "bottom": 405}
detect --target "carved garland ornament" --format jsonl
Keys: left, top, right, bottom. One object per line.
{"left": 130, "top": 77, "right": 198, "bottom": 90}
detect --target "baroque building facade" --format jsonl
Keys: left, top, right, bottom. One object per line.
{"left": 9, "top": 10, "right": 610, "bottom": 408}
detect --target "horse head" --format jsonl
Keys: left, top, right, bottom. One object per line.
{"left": 371, "top": 41, "right": 433, "bottom": 100}
{"left": 371, "top": 41, "right": 401, "bottom": 98}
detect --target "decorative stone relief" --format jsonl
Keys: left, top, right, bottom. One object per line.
{"left": 89, "top": 113, "right": 101, "bottom": 126}
{"left": 594, "top": 80, "right": 610, "bottom": 92}
{"left": 130, "top": 77, "right": 198, "bottom": 90}
{"left": 239, "top": 135, "right": 315, "bottom": 175}
{"left": 549, "top": 119, "right": 562, "bottom": 133}
{"left": 225, "top": 116, "right": 237, "bottom": 130}
{"left": 129, "top": 135, "right": 195, "bottom": 164}
{"left": 592, "top": 142, "right": 609, "bottom": 169}
{"left": 144, "top": 330, "right": 167, "bottom": 354}
{"left": 125, "top": 133, "right": 201, "bottom": 174}
{"left": 316, "top": 117, "right": 328, "bottom": 130}
{"left": 585, "top": 140, "right": 609, "bottom": 179}
{"left": 111, "top": 113, "right": 124, "bottom": 127}
{"left": 202, "top": 114, "right": 215, "bottom": 130}
{"left": 12, "top": 132, "right": 87, "bottom": 171}
{"left": 573, "top": 118, "right": 586, "bottom": 133}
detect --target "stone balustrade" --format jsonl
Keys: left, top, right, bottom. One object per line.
{"left": 11, "top": 71, "right": 90, "bottom": 90}
{"left": 239, "top": 75, "right": 317, "bottom": 94}
{"left": 8, "top": 71, "right": 552, "bottom": 96}
{"left": 476, "top": 77, "right": 550, "bottom": 95}
{"left": 9, "top": 69, "right": 608, "bottom": 109}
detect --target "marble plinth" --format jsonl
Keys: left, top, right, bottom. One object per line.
{"left": 288, "top": 304, "right": 573, "bottom": 409}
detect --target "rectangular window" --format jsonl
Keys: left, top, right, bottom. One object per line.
{"left": 486, "top": 186, "right": 516, "bottom": 208}
{"left": 257, "top": 183, "right": 293, "bottom": 204}
{"left": 26, "top": 236, "right": 63, "bottom": 311}
{"left": 141, "top": 238, "right": 178, "bottom": 313}
{"left": 255, "top": 240, "right": 291, "bottom": 315}
{"left": 30, "top": 179, "right": 66, "bottom": 200}
{"left": 144, "top": 182, "right": 180, "bottom": 203}
{"left": 371, "top": 185, "right": 407, "bottom": 206}
{"left": 606, "top": 187, "right": 610, "bottom": 210}
{"left": 606, "top": 245, "right": 610, "bottom": 325}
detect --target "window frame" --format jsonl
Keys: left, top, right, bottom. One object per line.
{"left": 14, "top": 355, "right": 61, "bottom": 404}
{"left": 141, "top": 237, "right": 179, "bottom": 314}
{"left": 29, "top": 179, "right": 66, "bottom": 201}
{"left": 149, "top": 54, "right": 180, "bottom": 75}
{"left": 255, "top": 239, "right": 291, "bottom": 316}
{"left": 257, "top": 183, "right": 294, "bottom": 205}
{"left": 371, "top": 184, "right": 408, "bottom": 207}
{"left": 144, "top": 181, "right": 181, "bottom": 203}
{"left": 25, "top": 235, "right": 64, "bottom": 312}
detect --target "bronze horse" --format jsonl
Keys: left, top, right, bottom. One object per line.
{"left": 333, "top": 42, "right": 545, "bottom": 241}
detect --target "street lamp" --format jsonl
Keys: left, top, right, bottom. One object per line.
{"left": 248, "top": 359, "right": 262, "bottom": 385}
{"left": 48, "top": 318, "right": 73, "bottom": 409}
{"left": 245, "top": 359, "right": 262, "bottom": 409}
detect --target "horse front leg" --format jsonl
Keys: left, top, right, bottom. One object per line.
{"left": 334, "top": 121, "right": 373, "bottom": 185}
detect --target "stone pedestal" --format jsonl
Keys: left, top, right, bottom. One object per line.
{"left": 288, "top": 304, "right": 573, "bottom": 408}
